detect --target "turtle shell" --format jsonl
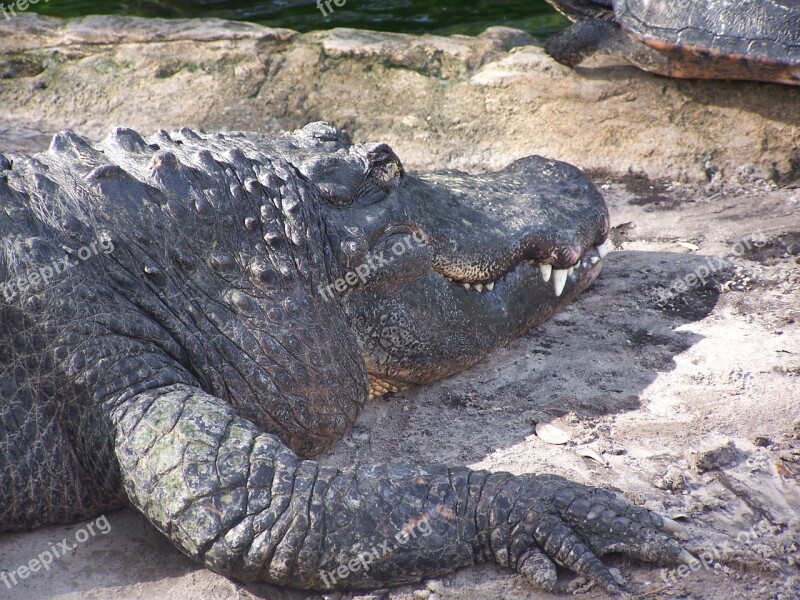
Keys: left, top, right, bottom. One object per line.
{"left": 615, "top": 0, "right": 800, "bottom": 66}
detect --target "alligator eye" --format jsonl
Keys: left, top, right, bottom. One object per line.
{"left": 349, "top": 143, "right": 405, "bottom": 208}
{"left": 301, "top": 143, "right": 405, "bottom": 208}
{"left": 366, "top": 144, "right": 404, "bottom": 182}
{"left": 300, "top": 153, "right": 367, "bottom": 207}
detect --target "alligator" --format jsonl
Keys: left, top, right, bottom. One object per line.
{"left": 0, "top": 123, "right": 689, "bottom": 594}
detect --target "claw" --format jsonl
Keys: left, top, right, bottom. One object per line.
{"left": 660, "top": 516, "right": 685, "bottom": 534}
{"left": 497, "top": 475, "right": 699, "bottom": 596}
{"left": 600, "top": 578, "right": 622, "bottom": 595}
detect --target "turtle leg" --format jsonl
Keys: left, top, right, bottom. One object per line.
{"left": 545, "top": 19, "right": 672, "bottom": 73}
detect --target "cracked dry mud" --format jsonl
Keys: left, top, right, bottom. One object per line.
{"left": 0, "top": 13, "right": 798, "bottom": 600}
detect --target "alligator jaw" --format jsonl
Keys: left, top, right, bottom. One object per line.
{"left": 434, "top": 238, "right": 611, "bottom": 298}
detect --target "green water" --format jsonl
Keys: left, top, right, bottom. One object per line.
{"left": 24, "top": 1, "right": 568, "bottom": 37}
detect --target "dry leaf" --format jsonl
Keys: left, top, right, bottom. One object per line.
{"left": 535, "top": 422, "right": 571, "bottom": 445}
{"left": 576, "top": 446, "right": 609, "bottom": 467}
{"left": 670, "top": 513, "right": 691, "bottom": 521}
{"left": 678, "top": 241, "right": 700, "bottom": 251}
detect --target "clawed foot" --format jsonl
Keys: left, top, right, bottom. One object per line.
{"left": 488, "top": 474, "right": 692, "bottom": 594}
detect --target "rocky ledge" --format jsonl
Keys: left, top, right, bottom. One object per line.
{"left": 0, "top": 14, "right": 798, "bottom": 182}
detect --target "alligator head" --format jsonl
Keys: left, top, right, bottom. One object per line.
{"left": 300, "top": 124, "right": 611, "bottom": 397}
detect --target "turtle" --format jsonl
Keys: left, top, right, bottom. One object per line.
{"left": 544, "top": 0, "right": 800, "bottom": 85}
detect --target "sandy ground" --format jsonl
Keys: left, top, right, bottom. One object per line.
{"left": 0, "top": 14, "right": 798, "bottom": 600}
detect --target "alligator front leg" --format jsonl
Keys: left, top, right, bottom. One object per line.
{"left": 112, "top": 384, "right": 689, "bottom": 593}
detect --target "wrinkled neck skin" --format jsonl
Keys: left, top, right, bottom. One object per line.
{"left": 3, "top": 124, "right": 375, "bottom": 458}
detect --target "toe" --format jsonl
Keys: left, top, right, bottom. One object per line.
{"left": 592, "top": 528, "right": 688, "bottom": 565}
{"left": 532, "top": 515, "right": 620, "bottom": 593}
{"left": 517, "top": 546, "right": 558, "bottom": 591}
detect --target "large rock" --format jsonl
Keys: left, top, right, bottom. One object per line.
{"left": 0, "top": 14, "right": 798, "bottom": 182}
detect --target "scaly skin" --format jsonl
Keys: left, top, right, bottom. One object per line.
{"left": 0, "top": 123, "right": 687, "bottom": 593}
{"left": 545, "top": 0, "right": 800, "bottom": 85}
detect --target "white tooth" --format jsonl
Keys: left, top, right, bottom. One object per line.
{"left": 596, "top": 239, "right": 612, "bottom": 258}
{"left": 486, "top": 282, "right": 494, "bottom": 291}
{"left": 462, "top": 283, "right": 471, "bottom": 290}
{"left": 590, "top": 256, "right": 600, "bottom": 265}
{"left": 474, "top": 283, "right": 484, "bottom": 292}
{"left": 567, "top": 266, "right": 575, "bottom": 276}
{"left": 539, "top": 263, "right": 552, "bottom": 282}
{"left": 553, "top": 269, "right": 568, "bottom": 297}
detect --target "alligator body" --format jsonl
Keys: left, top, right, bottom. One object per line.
{"left": 0, "top": 124, "right": 686, "bottom": 593}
